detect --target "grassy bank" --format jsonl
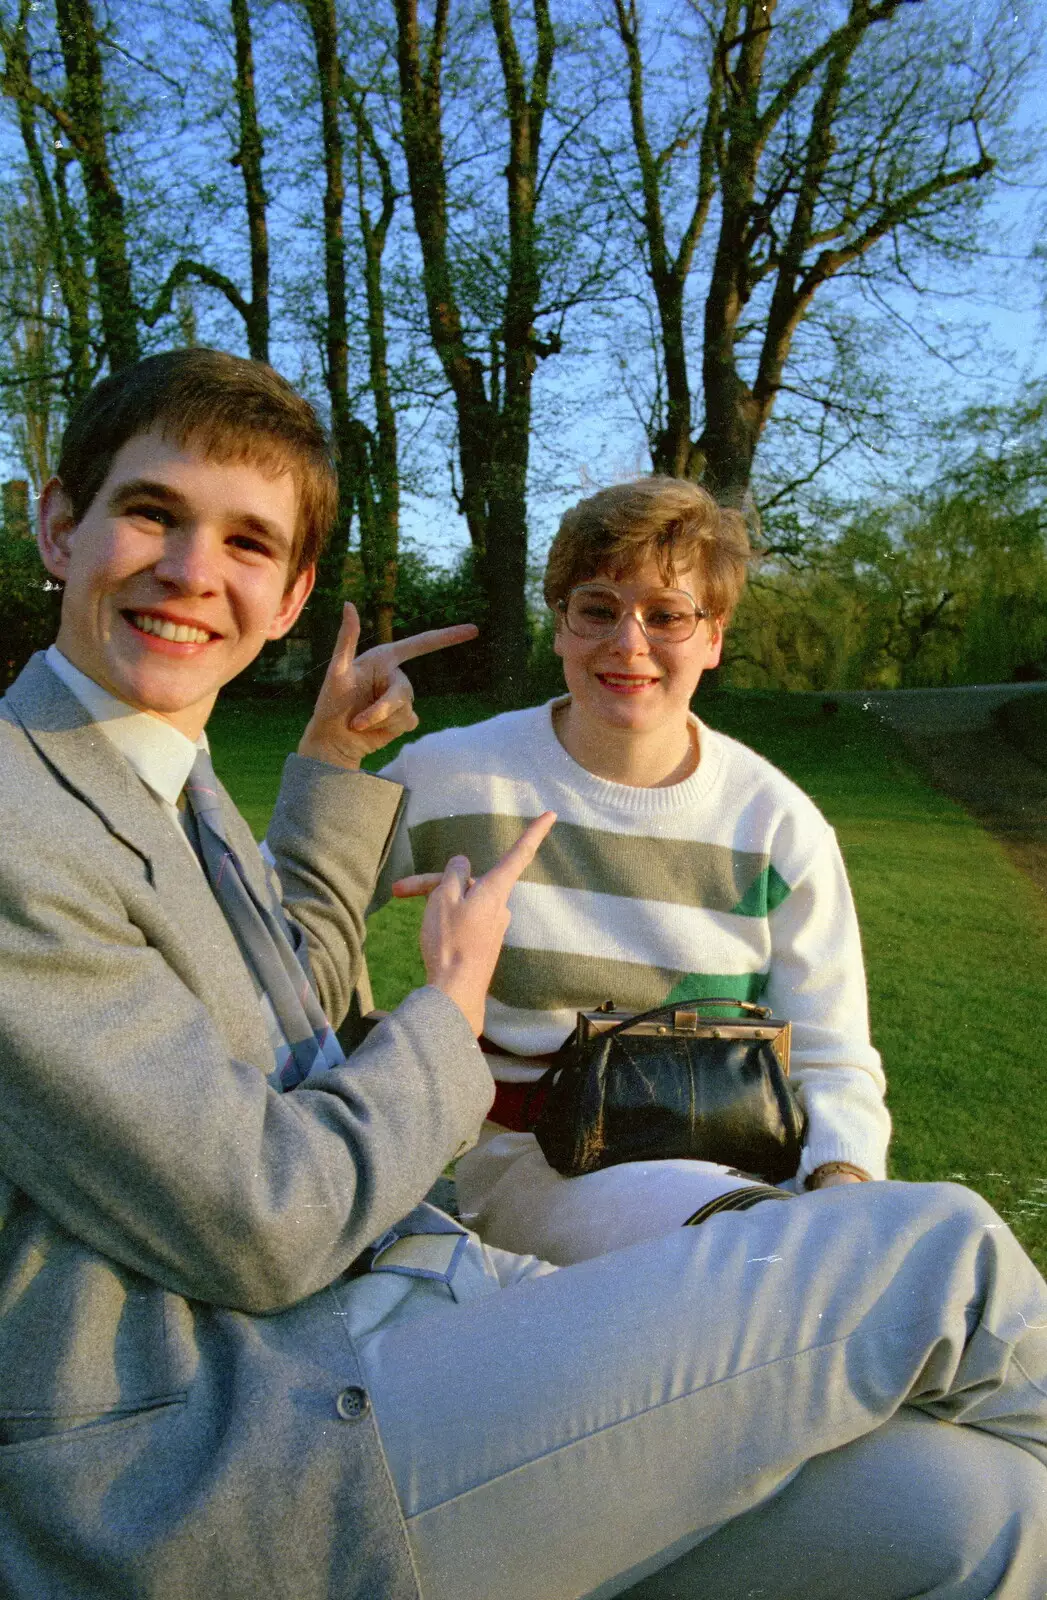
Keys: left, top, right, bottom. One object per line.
{"left": 209, "top": 689, "right": 1047, "bottom": 1271}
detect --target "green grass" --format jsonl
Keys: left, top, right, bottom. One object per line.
{"left": 208, "top": 687, "right": 1047, "bottom": 1272}
{"left": 699, "top": 691, "right": 1047, "bottom": 1266}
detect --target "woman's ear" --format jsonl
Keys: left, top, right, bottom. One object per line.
{"left": 37, "top": 479, "right": 77, "bottom": 580}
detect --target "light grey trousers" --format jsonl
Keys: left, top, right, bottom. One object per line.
{"left": 349, "top": 1182, "right": 1047, "bottom": 1600}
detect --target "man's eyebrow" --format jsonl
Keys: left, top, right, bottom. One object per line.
{"left": 108, "top": 477, "right": 186, "bottom": 512}
{"left": 234, "top": 512, "right": 293, "bottom": 558}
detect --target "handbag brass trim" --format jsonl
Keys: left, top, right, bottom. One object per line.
{"left": 576, "top": 1001, "right": 791, "bottom": 1076}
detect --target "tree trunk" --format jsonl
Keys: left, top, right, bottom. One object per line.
{"left": 395, "top": 0, "right": 556, "bottom": 702}
{"left": 53, "top": 0, "right": 139, "bottom": 368}
{"left": 614, "top": 0, "right": 722, "bottom": 483}
{"left": 301, "top": 0, "right": 356, "bottom": 671}
{"left": 52, "top": 149, "right": 93, "bottom": 401}
{"left": 3, "top": 4, "right": 93, "bottom": 404}
{"left": 345, "top": 83, "right": 400, "bottom": 644}
{"left": 229, "top": 0, "right": 270, "bottom": 362}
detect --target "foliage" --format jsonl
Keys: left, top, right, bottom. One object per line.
{"left": 374, "top": 543, "right": 490, "bottom": 693}
{"left": 0, "top": 180, "right": 69, "bottom": 488}
{"left": 729, "top": 497, "right": 1047, "bottom": 690}
{"left": 0, "top": 534, "right": 61, "bottom": 689}
{"left": 726, "top": 387, "right": 1047, "bottom": 690}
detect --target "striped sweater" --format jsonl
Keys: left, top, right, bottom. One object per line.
{"left": 378, "top": 700, "right": 890, "bottom": 1181}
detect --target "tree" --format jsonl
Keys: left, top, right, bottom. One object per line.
{"left": 726, "top": 390, "right": 1047, "bottom": 690}
{"left": 608, "top": 0, "right": 1034, "bottom": 507}
{"left": 50, "top": 0, "right": 140, "bottom": 366}
{"left": 1, "top": 10, "right": 93, "bottom": 406}
{"left": 1, "top": 0, "right": 101, "bottom": 409}
{"left": 142, "top": 0, "right": 274, "bottom": 358}
{"left": 0, "top": 180, "right": 74, "bottom": 487}
{"left": 299, "top": 0, "right": 404, "bottom": 664}
{"left": 227, "top": 0, "right": 270, "bottom": 360}
{"left": 1, "top": 0, "right": 278, "bottom": 377}
{"left": 394, "top": 0, "right": 565, "bottom": 700}
{"left": 343, "top": 67, "right": 402, "bottom": 645}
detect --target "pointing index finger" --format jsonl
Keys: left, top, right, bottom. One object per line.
{"left": 324, "top": 602, "right": 361, "bottom": 680}
{"left": 480, "top": 812, "right": 556, "bottom": 894}
{"left": 385, "top": 623, "right": 479, "bottom": 667}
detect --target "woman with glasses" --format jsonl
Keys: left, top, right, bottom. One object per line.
{"left": 378, "top": 477, "right": 889, "bottom": 1263}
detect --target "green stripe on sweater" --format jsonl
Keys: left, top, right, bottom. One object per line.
{"left": 409, "top": 814, "right": 787, "bottom": 915}
{"left": 489, "top": 947, "right": 769, "bottom": 1014}
{"left": 730, "top": 864, "right": 792, "bottom": 917}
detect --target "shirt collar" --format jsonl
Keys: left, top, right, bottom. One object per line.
{"left": 45, "top": 645, "right": 205, "bottom": 806}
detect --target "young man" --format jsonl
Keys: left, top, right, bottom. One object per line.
{"left": 1, "top": 349, "right": 1046, "bottom": 1600}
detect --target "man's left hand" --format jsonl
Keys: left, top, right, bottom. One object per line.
{"left": 298, "top": 603, "right": 478, "bottom": 769}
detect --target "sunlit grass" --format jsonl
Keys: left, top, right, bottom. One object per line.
{"left": 209, "top": 687, "right": 1047, "bottom": 1271}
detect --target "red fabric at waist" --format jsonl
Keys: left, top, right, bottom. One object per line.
{"left": 489, "top": 1076, "right": 549, "bottom": 1132}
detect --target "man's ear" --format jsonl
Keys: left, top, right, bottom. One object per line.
{"left": 553, "top": 614, "right": 565, "bottom": 660}
{"left": 268, "top": 563, "right": 316, "bottom": 640}
{"left": 705, "top": 617, "right": 725, "bottom": 669}
{"left": 37, "top": 478, "right": 77, "bottom": 580}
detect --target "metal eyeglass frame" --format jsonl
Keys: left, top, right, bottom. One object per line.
{"left": 557, "top": 582, "right": 711, "bottom": 644}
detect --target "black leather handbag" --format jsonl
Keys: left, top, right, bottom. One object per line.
{"left": 530, "top": 999, "right": 805, "bottom": 1184}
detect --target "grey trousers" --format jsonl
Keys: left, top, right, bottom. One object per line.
{"left": 349, "top": 1182, "right": 1047, "bottom": 1600}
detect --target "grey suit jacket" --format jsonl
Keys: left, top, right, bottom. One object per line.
{"left": 0, "top": 655, "right": 494, "bottom": 1599}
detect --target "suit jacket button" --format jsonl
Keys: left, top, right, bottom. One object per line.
{"left": 335, "top": 1386, "right": 370, "bottom": 1420}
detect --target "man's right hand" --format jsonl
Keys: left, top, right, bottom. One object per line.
{"left": 402, "top": 813, "right": 556, "bottom": 1036}
{"left": 298, "top": 603, "right": 478, "bottom": 770}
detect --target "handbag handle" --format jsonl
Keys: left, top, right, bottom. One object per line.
{"left": 592, "top": 998, "right": 771, "bottom": 1041}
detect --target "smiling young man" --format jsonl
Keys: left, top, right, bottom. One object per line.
{"left": 3, "top": 356, "right": 1047, "bottom": 1600}
{"left": 38, "top": 430, "right": 313, "bottom": 736}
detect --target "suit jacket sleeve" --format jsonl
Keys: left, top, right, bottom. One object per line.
{"left": 264, "top": 753, "right": 404, "bottom": 1022}
{"left": 0, "top": 733, "right": 493, "bottom": 1314}
{"left": 364, "top": 748, "right": 416, "bottom": 912}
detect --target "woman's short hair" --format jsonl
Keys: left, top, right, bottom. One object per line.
{"left": 57, "top": 348, "right": 337, "bottom": 583}
{"left": 544, "top": 477, "right": 750, "bottom": 622}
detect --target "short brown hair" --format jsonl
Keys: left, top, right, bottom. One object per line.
{"left": 57, "top": 348, "right": 337, "bottom": 582}
{"left": 544, "top": 477, "right": 750, "bottom": 622}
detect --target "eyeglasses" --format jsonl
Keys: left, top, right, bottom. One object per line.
{"left": 557, "top": 583, "right": 711, "bottom": 644}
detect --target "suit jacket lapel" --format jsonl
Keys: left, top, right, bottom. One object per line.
{"left": 5, "top": 656, "right": 273, "bottom": 1070}
{"left": 4, "top": 655, "right": 186, "bottom": 873}
{"left": 8, "top": 656, "right": 268, "bottom": 889}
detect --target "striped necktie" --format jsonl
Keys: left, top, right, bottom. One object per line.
{"left": 183, "top": 748, "right": 346, "bottom": 1089}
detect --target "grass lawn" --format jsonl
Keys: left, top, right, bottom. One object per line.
{"left": 209, "top": 688, "right": 1047, "bottom": 1272}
